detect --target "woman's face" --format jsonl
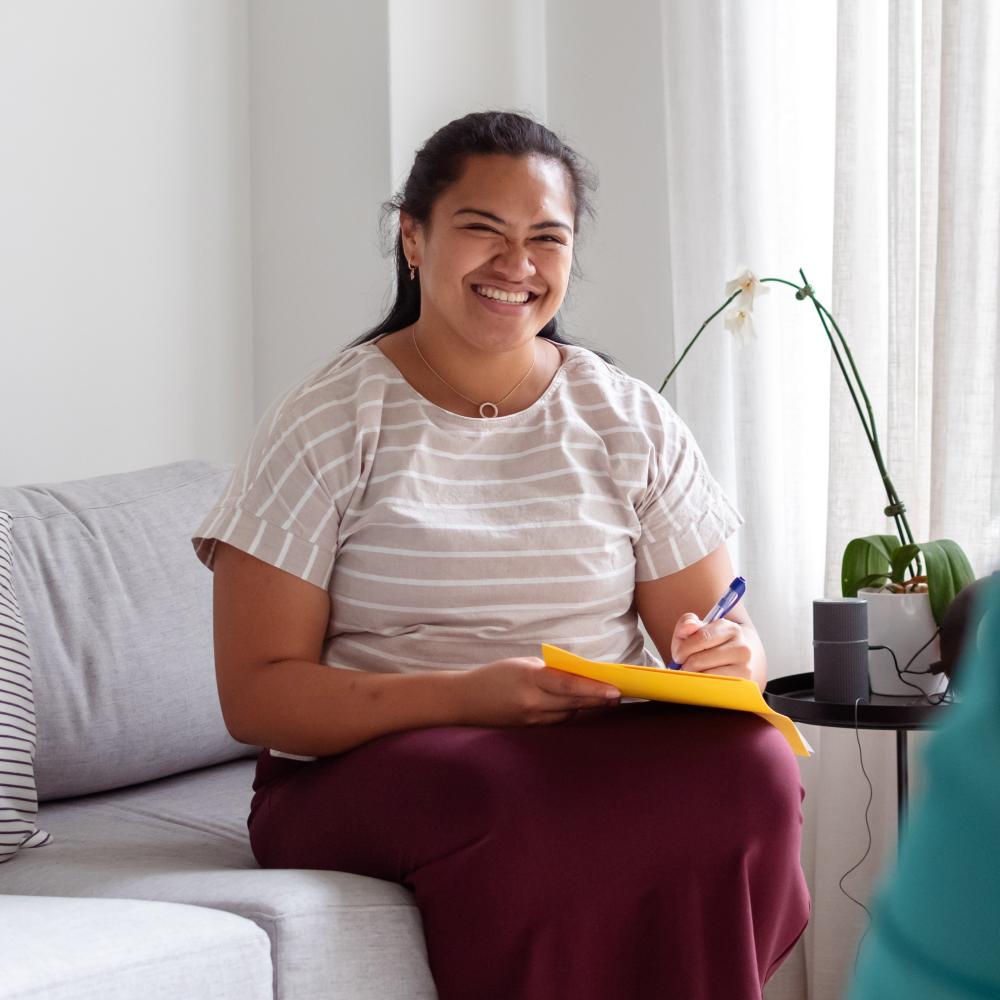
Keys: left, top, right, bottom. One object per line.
{"left": 401, "top": 153, "right": 576, "bottom": 354}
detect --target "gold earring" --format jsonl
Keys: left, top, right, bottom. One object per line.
{"left": 409, "top": 262, "right": 417, "bottom": 281}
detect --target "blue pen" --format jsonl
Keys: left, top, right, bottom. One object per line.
{"left": 666, "top": 576, "right": 747, "bottom": 670}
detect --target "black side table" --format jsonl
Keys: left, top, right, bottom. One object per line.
{"left": 764, "top": 672, "right": 951, "bottom": 838}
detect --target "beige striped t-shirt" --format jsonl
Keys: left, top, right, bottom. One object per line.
{"left": 192, "top": 335, "right": 743, "bottom": 758}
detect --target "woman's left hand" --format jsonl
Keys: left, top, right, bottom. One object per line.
{"left": 670, "top": 613, "right": 754, "bottom": 681}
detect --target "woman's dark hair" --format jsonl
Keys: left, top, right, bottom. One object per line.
{"left": 345, "top": 109, "right": 615, "bottom": 365}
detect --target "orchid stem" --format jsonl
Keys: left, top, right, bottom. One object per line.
{"left": 796, "top": 269, "right": 920, "bottom": 576}
{"left": 658, "top": 290, "right": 742, "bottom": 394}
{"left": 661, "top": 269, "right": 922, "bottom": 579}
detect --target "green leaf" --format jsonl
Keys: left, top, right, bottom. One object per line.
{"left": 889, "top": 544, "right": 920, "bottom": 584}
{"left": 916, "top": 539, "right": 976, "bottom": 626}
{"left": 842, "top": 535, "right": 900, "bottom": 596}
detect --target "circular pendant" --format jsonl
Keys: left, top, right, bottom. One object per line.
{"left": 478, "top": 402, "right": 500, "bottom": 418}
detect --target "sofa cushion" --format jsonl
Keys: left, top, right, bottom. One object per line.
{"left": 0, "top": 461, "right": 260, "bottom": 801}
{"left": 0, "top": 757, "right": 438, "bottom": 1000}
{"left": 0, "top": 894, "right": 272, "bottom": 1000}
{"left": 0, "top": 511, "right": 50, "bottom": 862}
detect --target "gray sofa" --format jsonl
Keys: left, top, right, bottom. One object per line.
{"left": 0, "top": 460, "right": 437, "bottom": 999}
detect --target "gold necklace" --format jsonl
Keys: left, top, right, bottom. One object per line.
{"left": 410, "top": 329, "right": 536, "bottom": 418}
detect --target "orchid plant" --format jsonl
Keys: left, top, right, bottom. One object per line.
{"left": 660, "top": 267, "right": 974, "bottom": 627}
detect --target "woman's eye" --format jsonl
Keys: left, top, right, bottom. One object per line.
{"left": 464, "top": 225, "right": 565, "bottom": 245}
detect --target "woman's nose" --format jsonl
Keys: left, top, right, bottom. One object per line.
{"left": 493, "top": 244, "right": 537, "bottom": 278}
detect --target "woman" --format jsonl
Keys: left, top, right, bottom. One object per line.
{"left": 192, "top": 110, "right": 810, "bottom": 999}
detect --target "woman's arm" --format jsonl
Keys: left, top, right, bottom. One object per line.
{"left": 211, "top": 542, "right": 471, "bottom": 756}
{"left": 211, "top": 542, "right": 622, "bottom": 757}
{"left": 633, "top": 544, "right": 768, "bottom": 693}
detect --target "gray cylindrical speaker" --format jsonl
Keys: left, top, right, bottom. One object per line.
{"left": 813, "top": 598, "right": 870, "bottom": 703}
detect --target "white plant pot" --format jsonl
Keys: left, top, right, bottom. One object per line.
{"left": 858, "top": 588, "right": 948, "bottom": 697}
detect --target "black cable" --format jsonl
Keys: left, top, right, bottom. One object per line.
{"left": 838, "top": 691, "right": 875, "bottom": 977}
{"left": 869, "top": 630, "right": 955, "bottom": 706}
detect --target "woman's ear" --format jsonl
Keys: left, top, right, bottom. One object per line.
{"left": 399, "top": 211, "right": 421, "bottom": 261}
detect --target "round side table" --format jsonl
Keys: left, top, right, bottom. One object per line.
{"left": 764, "top": 672, "right": 952, "bottom": 837}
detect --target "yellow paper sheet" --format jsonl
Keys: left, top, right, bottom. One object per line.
{"left": 541, "top": 643, "right": 813, "bottom": 757}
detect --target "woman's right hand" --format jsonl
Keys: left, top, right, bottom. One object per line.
{"left": 455, "top": 656, "right": 622, "bottom": 727}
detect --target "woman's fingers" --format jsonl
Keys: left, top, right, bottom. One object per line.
{"left": 672, "top": 618, "right": 739, "bottom": 664}
{"left": 461, "top": 658, "right": 620, "bottom": 728}
{"left": 690, "top": 662, "right": 754, "bottom": 681}
{"left": 669, "top": 612, "right": 707, "bottom": 662}
{"left": 674, "top": 620, "right": 753, "bottom": 677}
{"left": 536, "top": 666, "right": 620, "bottom": 705}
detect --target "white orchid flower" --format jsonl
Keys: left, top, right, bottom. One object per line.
{"left": 725, "top": 267, "right": 770, "bottom": 309}
{"left": 723, "top": 306, "right": 756, "bottom": 345}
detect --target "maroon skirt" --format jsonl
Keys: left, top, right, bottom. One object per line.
{"left": 247, "top": 700, "right": 810, "bottom": 1000}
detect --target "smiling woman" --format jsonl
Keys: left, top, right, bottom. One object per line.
{"left": 191, "top": 110, "right": 810, "bottom": 999}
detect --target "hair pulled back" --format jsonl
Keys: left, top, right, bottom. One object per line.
{"left": 346, "top": 109, "right": 613, "bottom": 363}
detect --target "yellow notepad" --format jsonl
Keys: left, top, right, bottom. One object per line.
{"left": 541, "top": 643, "right": 813, "bottom": 758}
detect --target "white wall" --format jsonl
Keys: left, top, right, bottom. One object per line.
{"left": 0, "top": 0, "right": 253, "bottom": 484}
{"left": 0, "top": 0, "right": 395, "bottom": 483}
{"left": 545, "top": 0, "right": 674, "bottom": 373}
{"left": 388, "top": 0, "right": 548, "bottom": 192}
{"left": 249, "top": 1, "right": 392, "bottom": 416}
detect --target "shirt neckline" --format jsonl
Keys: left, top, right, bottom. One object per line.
{"left": 364, "top": 335, "right": 577, "bottom": 425}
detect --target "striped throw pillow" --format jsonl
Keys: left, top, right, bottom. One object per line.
{"left": 0, "top": 510, "right": 50, "bottom": 862}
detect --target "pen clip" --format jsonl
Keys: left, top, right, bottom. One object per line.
{"left": 714, "top": 576, "right": 746, "bottom": 620}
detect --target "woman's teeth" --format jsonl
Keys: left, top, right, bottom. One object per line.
{"left": 473, "top": 285, "right": 532, "bottom": 304}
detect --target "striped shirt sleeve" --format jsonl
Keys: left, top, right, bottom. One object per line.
{"left": 191, "top": 389, "right": 345, "bottom": 590}
{"left": 632, "top": 394, "right": 744, "bottom": 581}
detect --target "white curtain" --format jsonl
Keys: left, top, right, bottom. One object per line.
{"left": 659, "top": 1, "right": 1000, "bottom": 998}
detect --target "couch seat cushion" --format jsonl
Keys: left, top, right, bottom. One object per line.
{"left": 0, "top": 894, "right": 271, "bottom": 1000}
{"left": 0, "top": 757, "right": 437, "bottom": 1000}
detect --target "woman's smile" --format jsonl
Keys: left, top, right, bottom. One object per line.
{"left": 470, "top": 282, "right": 540, "bottom": 315}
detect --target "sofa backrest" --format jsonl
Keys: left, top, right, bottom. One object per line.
{"left": 0, "top": 460, "right": 259, "bottom": 801}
